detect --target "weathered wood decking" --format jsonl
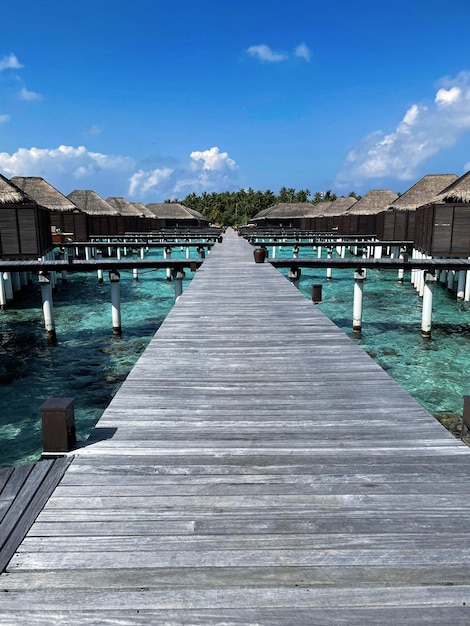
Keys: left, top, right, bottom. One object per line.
{"left": 1, "top": 228, "right": 470, "bottom": 624}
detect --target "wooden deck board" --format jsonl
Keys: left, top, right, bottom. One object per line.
{"left": 1, "top": 228, "right": 470, "bottom": 623}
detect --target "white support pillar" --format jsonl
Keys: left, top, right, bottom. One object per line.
{"left": 326, "top": 248, "right": 332, "bottom": 281}
{"left": 172, "top": 269, "right": 185, "bottom": 301}
{"left": 457, "top": 270, "right": 466, "bottom": 301}
{"left": 97, "top": 269, "right": 104, "bottom": 284}
{"left": 465, "top": 259, "right": 470, "bottom": 302}
{"left": 3, "top": 272, "right": 13, "bottom": 301}
{"left": 164, "top": 246, "right": 172, "bottom": 281}
{"left": 271, "top": 246, "right": 276, "bottom": 258}
{"left": 109, "top": 270, "right": 122, "bottom": 335}
{"left": 140, "top": 247, "right": 145, "bottom": 260}
{"left": 353, "top": 269, "right": 366, "bottom": 334}
{"left": 293, "top": 245, "right": 299, "bottom": 259}
{"left": 421, "top": 271, "right": 437, "bottom": 339}
{"left": 85, "top": 246, "right": 92, "bottom": 261}
{"left": 447, "top": 269, "right": 455, "bottom": 293}
{"left": 133, "top": 267, "right": 139, "bottom": 281}
{"left": 0, "top": 273, "right": 6, "bottom": 308}
{"left": 317, "top": 246, "right": 322, "bottom": 259}
{"left": 38, "top": 272, "right": 57, "bottom": 343}
{"left": 185, "top": 246, "right": 190, "bottom": 259}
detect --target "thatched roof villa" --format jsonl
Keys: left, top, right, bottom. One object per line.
{"left": 67, "top": 190, "right": 123, "bottom": 236}
{"left": 0, "top": 174, "right": 52, "bottom": 258}
{"left": 340, "top": 190, "right": 398, "bottom": 236}
{"left": 252, "top": 203, "right": 316, "bottom": 228}
{"left": 415, "top": 169, "right": 470, "bottom": 257}
{"left": 146, "top": 203, "right": 209, "bottom": 228}
{"left": 11, "top": 176, "right": 87, "bottom": 242}
{"left": 377, "top": 174, "right": 458, "bottom": 241}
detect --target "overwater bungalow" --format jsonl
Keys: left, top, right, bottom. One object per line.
{"left": 145, "top": 202, "right": 210, "bottom": 229}
{"left": 11, "top": 176, "right": 88, "bottom": 243}
{"left": 252, "top": 202, "right": 316, "bottom": 229}
{"left": 415, "top": 170, "right": 470, "bottom": 257}
{"left": 376, "top": 174, "right": 458, "bottom": 242}
{"left": 106, "top": 196, "right": 152, "bottom": 233}
{"left": 67, "top": 189, "right": 124, "bottom": 236}
{"left": 0, "top": 174, "right": 52, "bottom": 259}
{"left": 341, "top": 189, "right": 398, "bottom": 236}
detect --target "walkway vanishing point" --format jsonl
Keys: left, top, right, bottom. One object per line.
{"left": 2, "top": 229, "right": 470, "bottom": 624}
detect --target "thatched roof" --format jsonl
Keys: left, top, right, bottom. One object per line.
{"left": 253, "top": 203, "right": 315, "bottom": 220}
{"left": 67, "top": 190, "right": 119, "bottom": 215}
{"left": 346, "top": 190, "right": 398, "bottom": 215}
{"left": 316, "top": 197, "right": 358, "bottom": 217}
{"left": 106, "top": 197, "right": 145, "bottom": 217}
{"left": 0, "top": 174, "right": 35, "bottom": 205}
{"left": 387, "top": 174, "right": 458, "bottom": 211}
{"left": 146, "top": 203, "right": 207, "bottom": 221}
{"left": 129, "top": 202, "right": 157, "bottom": 218}
{"left": 432, "top": 170, "right": 470, "bottom": 204}
{"left": 11, "top": 176, "right": 80, "bottom": 212}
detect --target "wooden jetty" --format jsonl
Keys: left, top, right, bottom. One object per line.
{"left": 1, "top": 228, "right": 470, "bottom": 624}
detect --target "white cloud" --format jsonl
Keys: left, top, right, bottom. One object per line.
{"left": 247, "top": 43, "right": 311, "bottom": 63}
{"left": 128, "top": 167, "right": 174, "bottom": 196}
{"left": 0, "top": 53, "right": 23, "bottom": 71}
{"left": 294, "top": 43, "right": 311, "bottom": 62}
{"left": 0, "top": 144, "right": 238, "bottom": 202}
{"left": 0, "top": 114, "right": 10, "bottom": 124}
{"left": 190, "top": 147, "right": 237, "bottom": 171}
{"left": 435, "top": 86, "right": 461, "bottom": 106}
{"left": 336, "top": 70, "right": 470, "bottom": 187}
{"left": 131, "top": 147, "right": 238, "bottom": 198}
{"left": 19, "top": 86, "right": 42, "bottom": 101}
{"left": 247, "top": 45, "right": 288, "bottom": 63}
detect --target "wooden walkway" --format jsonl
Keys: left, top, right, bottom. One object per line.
{"left": 1, "top": 228, "right": 470, "bottom": 624}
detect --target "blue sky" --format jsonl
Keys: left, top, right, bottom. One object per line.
{"left": 1, "top": 0, "right": 470, "bottom": 203}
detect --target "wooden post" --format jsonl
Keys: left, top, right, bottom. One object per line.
{"left": 421, "top": 271, "right": 436, "bottom": 339}
{"left": 38, "top": 271, "right": 57, "bottom": 344}
{"left": 461, "top": 395, "right": 470, "bottom": 438}
{"left": 40, "top": 397, "right": 76, "bottom": 454}
{"left": 109, "top": 270, "right": 122, "bottom": 335}
{"left": 353, "top": 269, "right": 365, "bottom": 334}
{"left": 312, "top": 284, "right": 322, "bottom": 304}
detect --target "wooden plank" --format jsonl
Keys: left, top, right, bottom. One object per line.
{"left": 0, "top": 458, "right": 72, "bottom": 573}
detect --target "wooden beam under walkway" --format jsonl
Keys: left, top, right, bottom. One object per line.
{"left": 1, "top": 228, "right": 470, "bottom": 623}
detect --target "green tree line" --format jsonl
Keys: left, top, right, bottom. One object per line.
{"left": 165, "top": 187, "right": 361, "bottom": 227}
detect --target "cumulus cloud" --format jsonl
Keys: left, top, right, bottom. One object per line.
{"left": 0, "top": 144, "right": 238, "bottom": 202}
{"left": 0, "top": 53, "right": 22, "bottom": 71}
{"left": 190, "top": 147, "right": 237, "bottom": 171}
{"left": 130, "top": 147, "right": 239, "bottom": 198}
{"left": 247, "top": 43, "right": 311, "bottom": 63}
{"left": 129, "top": 167, "right": 174, "bottom": 196}
{"left": 19, "top": 86, "right": 42, "bottom": 101}
{"left": 247, "top": 45, "right": 287, "bottom": 63}
{"left": 336, "top": 71, "right": 470, "bottom": 187}
{"left": 294, "top": 43, "right": 311, "bottom": 62}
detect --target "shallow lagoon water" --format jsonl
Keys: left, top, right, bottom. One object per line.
{"left": 1, "top": 242, "right": 469, "bottom": 467}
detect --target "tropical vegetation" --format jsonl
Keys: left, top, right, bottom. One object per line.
{"left": 165, "top": 187, "right": 361, "bottom": 227}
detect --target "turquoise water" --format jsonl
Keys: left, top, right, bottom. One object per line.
{"left": 1, "top": 241, "right": 469, "bottom": 468}
{"left": 0, "top": 246, "right": 193, "bottom": 468}
{"left": 274, "top": 242, "right": 470, "bottom": 436}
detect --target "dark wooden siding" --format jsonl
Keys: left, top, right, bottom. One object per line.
{"left": 416, "top": 204, "right": 470, "bottom": 257}
{"left": 0, "top": 205, "right": 52, "bottom": 259}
